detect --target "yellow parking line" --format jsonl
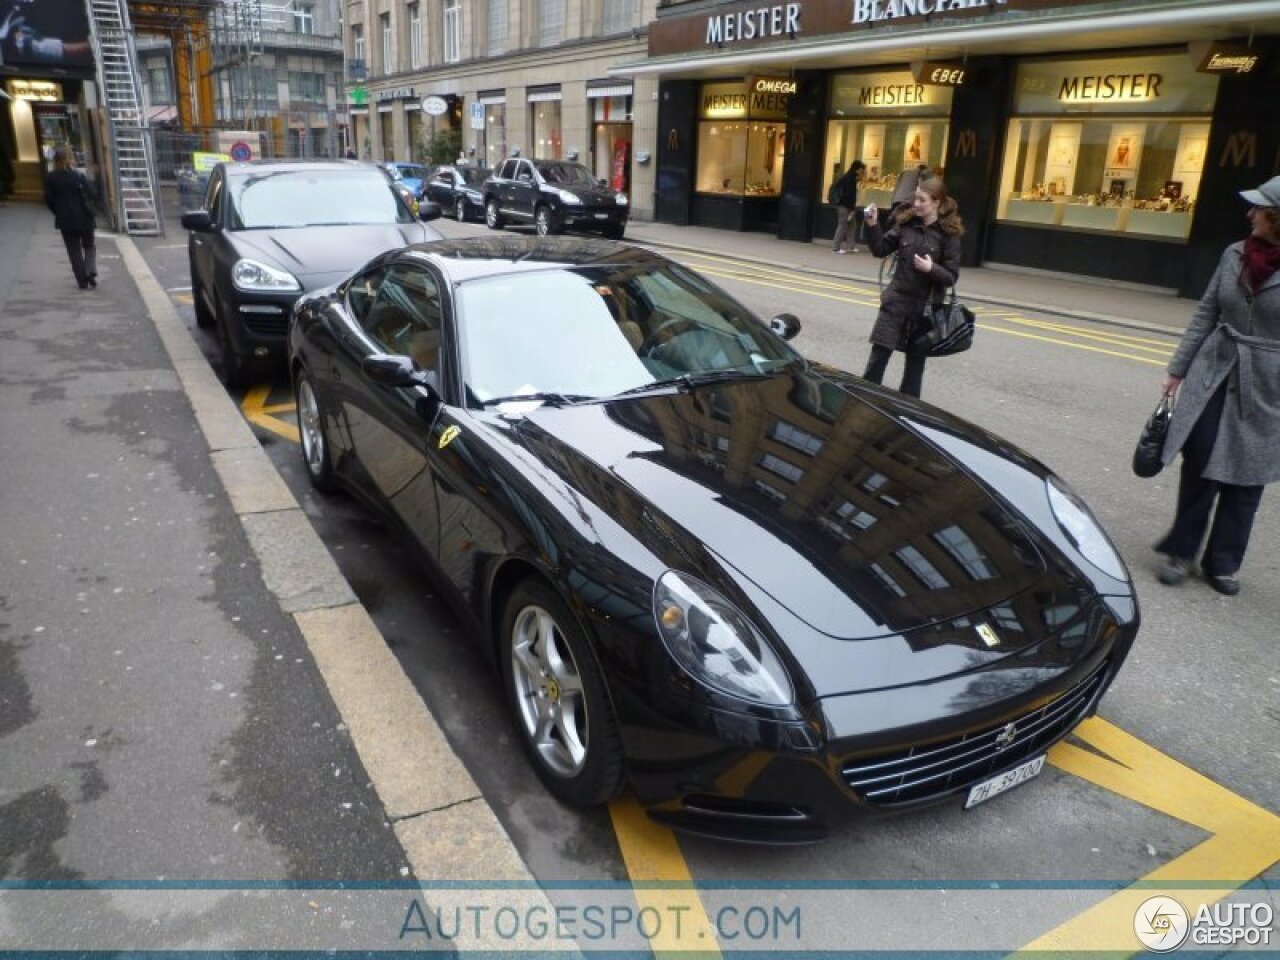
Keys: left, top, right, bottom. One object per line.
{"left": 695, "top": 266, "right": 882, "bottom": 309}
{"left": 1020, "top": 717, "right": 1280, "bottom": 953}
{"left": 240, "top": 384, "right": 300, "bottom": 443}
{"left": 994, "top": 314, "right": 1176, "bottom": 353}
{"left": 609, "top": 796, "right": 722, "bottom": 957}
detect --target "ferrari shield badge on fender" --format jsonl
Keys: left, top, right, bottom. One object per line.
{"left": 976, "top": 623, "right": 1000, "bottom": 648}
{"left": 438, "top": 425, "right": 461, "bottom": 449}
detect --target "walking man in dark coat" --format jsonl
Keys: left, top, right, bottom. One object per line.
{"left": 44, "top": 146, "right": 97, "bottom": 289}
{"left": 831, "top": 160, "right": 865, "bottom": 254}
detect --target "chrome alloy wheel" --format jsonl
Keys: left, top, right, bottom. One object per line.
{"left": 297, "top": 377, "right": 325, "bottom": 478}
{"left": 510, "top": 604, "right": 588, "bottom": 778}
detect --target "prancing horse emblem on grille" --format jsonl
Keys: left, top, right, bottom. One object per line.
{"left": 995, "top": 722, "right": 1018, "bottom": 750}
{"left": 976, "top": 623, "right": 1000, "bottom": 647}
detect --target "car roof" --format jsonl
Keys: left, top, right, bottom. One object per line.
{"left": 397, "top": 236, "right": 666, "bottom": 284}
{"left": 221, "top": 159, "right": 381, "bottom": 176}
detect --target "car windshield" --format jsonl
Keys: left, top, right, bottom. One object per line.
{"left": 398, "top": 165, "right": 428, "bottom": 179}
{"left": 457, "top": 261, "right": 800, "bottom": 405}
{"left": 537, "top": 162, "right": 596, "bottom": 186}
{"left": 228, "top": 169, "right": 414, "bottom": 228}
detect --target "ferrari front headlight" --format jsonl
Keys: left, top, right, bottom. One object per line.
{"left": 654, "top": 572, "right": 793, "bottom": 706}
{"left": 1046, "top": 475, "right": 1127, "bottom": 580}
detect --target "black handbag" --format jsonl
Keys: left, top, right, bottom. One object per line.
{"left": 1132, "top": 392, "right": 1174, "bottom": 478}
{"left": 909, "top": 288, "right": 975, "bottom": 357}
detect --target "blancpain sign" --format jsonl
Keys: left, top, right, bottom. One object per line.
{"left": 853, "top": 0, "right": 1008, "bottom": 25}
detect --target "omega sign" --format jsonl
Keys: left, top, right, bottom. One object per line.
{"left": 706, "top": 3, "right": 800, "bottom": 45}
{"left": 853, "top": 0, "right": 1008, "bottom": 25}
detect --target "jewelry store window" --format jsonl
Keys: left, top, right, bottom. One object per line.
{"left": 995, "top": 52, "right": 1218, "bottom": 240}
{"left": 823, "top": 70, "right": 953, "bottom": 211}
{"left": 696, "top": 80, "right": 789, "bottom": 197}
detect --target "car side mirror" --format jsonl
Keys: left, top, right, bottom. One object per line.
{"left": 768, "top": 313, "right": 802, "bottom": 341}
{"left": 596, "top": 178, "right": 608, "bottom": 188}
{"left": 181, "top": 210, "right": 213, "bottom": 232}
{"left": 362, "top": 353, "right": 438, "bottom": 395}
{"left": 418, "top": 201, "right": 442, "bottom": 222}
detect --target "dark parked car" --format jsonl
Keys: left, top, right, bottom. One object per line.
{"left": 184, "top": 159, "right": 441, "bottom": 386}
{"left": 289, "top": 236, "right": 1137, "bottom": 842}
{"left": 425, "top": 165, "right": 489, "bottom": 222}
{"left": 483, "top": 158, "right": 628, "bottom": 238}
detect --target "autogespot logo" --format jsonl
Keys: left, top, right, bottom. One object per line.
{"left": 1135, "top": 896, "right": 1191, "bottom": 952}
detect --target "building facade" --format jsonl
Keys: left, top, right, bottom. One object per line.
{"left": 346, "top": 0, "right": 659, "bottom": 217}
{"left": 620, "top": 0, "right": 1280, "bottom": 297}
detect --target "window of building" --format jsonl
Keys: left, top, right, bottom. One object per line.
{"left": 145, "top": 64, "right": 173, "bottom": 104}
{"left": 288, "top": 71, "right": 326, "bottom": 103}
{"left": 932, "top": 525, "right": 996, "bottom": 581}
{"left": 590, "top": 90, "right": 632, "bottom": 191}
{"left": 352, "top": 24, "right": 365, "bottom": 63}
{"left": 602, "top": 0, "right": 637, "bottom": 34}
{"left": 696, "top": 80, "right": 787, "bottom": 197}
{"left": 823, "top": 69, "right": 953, "bottom": 211}
{"left": 771, "top": 420, "right": 822, "bottom": 456}
{"left": 529, "top": 89, "right": 562, "bottom": 159}
{"left": 293, "top": 3, "right": 315, "bottom": 34}
{"left": 408, "top": 3, "right": 422, "bottom": 69}
{"left": 994, "top": 52, "right": 1218, "bottom": 241}
{"left": 537, "top": 0, "right": 564, "bottom": 46}
{"left": 895, "top": 545, "right": 949, "bottom": 590}
{"left": 381, "top": 13, "right": 392, "bottom": 73}
{"left": 759, "top": 453, "right": 804, "bottom": 484}
{"left": 443, "top": 0, "right": 460, "bottom": 62}
{"left": 480, "top": 97, "right": 507, "bottom": 167}
{"left": 486, "top": 0, "right": 507, "bottom": 55}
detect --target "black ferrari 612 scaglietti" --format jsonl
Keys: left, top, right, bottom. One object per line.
{"left": 288, "top": 236, "right": 1138, "bottom": 843}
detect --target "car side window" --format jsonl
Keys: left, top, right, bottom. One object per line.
{"left": 346, "top": 265, "right": 388, "bottom": 325}
{"left": 497, "top": 160, "right": 514, "bottom": 179}
{"left": 362, "top": 264, "right": 443, "bottom": 375}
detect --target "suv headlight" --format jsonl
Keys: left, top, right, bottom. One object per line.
{"left": 654, "top": 572, "right": 793, "bottom": 706}
{"left": 556, "top": 189, "right": 583, "bottom": 205}
{"left": 1046, "top": 475, "right": 1127, "bottom": 580}
{"left": 615, "top": 193, "right": 629, "bottom": 207}
{"left": 232, "top": 258, "right": 301, "bottom": 293}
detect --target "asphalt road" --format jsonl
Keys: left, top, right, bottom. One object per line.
{"left": 128, "top": 212, "right": 1278, "bottom": 949}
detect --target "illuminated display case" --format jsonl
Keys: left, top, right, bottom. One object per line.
{"left": 695, "top": 80, "right": 789, "bottom": 197}
{"left": 995, "top": 53, "right": 1217, "bottom": 240}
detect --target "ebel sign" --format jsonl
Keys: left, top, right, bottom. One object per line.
{"left": 852, "top": 0, "right": 1008, "bottom": 24}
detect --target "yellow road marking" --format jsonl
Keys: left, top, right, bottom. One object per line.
{"left": 992, "top": 314, "right": 1176, "bottom": 354}
{"left": 1019, "top": 717, "right": 1280, "bottom": 954}
{"left": 695, "top": 266, "right": 881, "bottom": 309}
{"left": 608, "top": 795, "right": 722, "bottom": 957}
{"left": 172, "top": 292, "right": 194, "bottom": 305}
{"left": 240, "top": 384, "right": 300, "bottom": 443}
{"left": 982, "top": 324, "right": 1168, "bottom": 366}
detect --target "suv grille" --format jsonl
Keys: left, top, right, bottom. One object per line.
{"left": 841, "top": 663, "right": 1107, "bottom": 806}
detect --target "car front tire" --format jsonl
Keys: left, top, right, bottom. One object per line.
{"left": 215, "top": 296, "right": 250, "bottom": 388}
{"left": 455, "top": 197, "right": 467, "bottom": 222}
{"left": 295, "top": 370, "right": 336, "bottom": 493}
{"left": 534, "top": 205, "right": 559, "bottom": 237}
{"left": 485, "top": 198, "right": 504, "bottom": 229}
{"left": 502, "top": 579, "right": 624, "bottom": 807}
{"left": 602, "top": 223, "right": 625, "bottom": 241}
{"left": 191, "top": 266, "right": 215, "bottom": 329}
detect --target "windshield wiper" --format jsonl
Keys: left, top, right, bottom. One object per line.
{"left": 613, "top": 369, "right": 775, "bottom": 398}
{"left": 481, "top": 392, "right": 598, "bottom": 408}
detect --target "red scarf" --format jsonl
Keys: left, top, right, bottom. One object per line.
{"left": 1241, "top": 234, "right": 1280, "bottom": 291}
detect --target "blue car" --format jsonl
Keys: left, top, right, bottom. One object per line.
{"left": 381, "top": 162, "right": 435, "bottom": 200}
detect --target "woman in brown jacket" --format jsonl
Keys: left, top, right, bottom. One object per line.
{"left": 861, "top": 176, "right": 963, "bottom": 398}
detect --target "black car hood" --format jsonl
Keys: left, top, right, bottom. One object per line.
{"left": 232, "top": 223, "right": 434, "bottom": 288}
{"left": 545, "top": 182, "right": 618, "bottom": 203}
{"left": 516, "top": 370, "right": 1059, "bottom": 648}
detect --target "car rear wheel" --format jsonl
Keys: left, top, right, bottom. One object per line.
{"left": 485, "top": 199, "right": 504, "bottom": 229}
{"left": 295, "top": 371, "right": 336, "bottom": 493}
{"left": 502, "top": 579, "right": 624, "bottom": 807}
{"left": 534, "top": 205, "right": 559, "bottom": 237}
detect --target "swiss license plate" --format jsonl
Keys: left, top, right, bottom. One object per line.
{"left": 594, "top": 213, "right": 610, "bottom": 219}
{"left": 964, "top": 755, "right": 1046, "bottom": 809}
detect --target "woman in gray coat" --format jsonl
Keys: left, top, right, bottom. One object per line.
{"left": 861, "top": 175, "right": 962, "bottom": 398}
{"left": 1155, "top": 175, "right": 1280, "bottom": 596}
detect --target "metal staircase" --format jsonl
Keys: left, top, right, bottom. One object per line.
{"left": 88, "top": 0, "right": 163, "bottom": 235}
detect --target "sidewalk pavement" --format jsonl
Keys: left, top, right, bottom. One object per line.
{"left": 0, "top": 199, "right": 534, "bottom": 906}
{"left": 619, "top": 218, "right": 1195, "bottom": 337}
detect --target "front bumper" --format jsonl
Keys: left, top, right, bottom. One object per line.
{"left": 562, "top": 208, "right": 628, "bottom": 231}
{"left": 222, "top": 288, "right": 302, "bottom": 366}
{"left": 620, "top": 619, "right": 1135, "bottom": 844}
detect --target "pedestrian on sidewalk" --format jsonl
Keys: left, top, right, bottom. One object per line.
{"left": 887, "top": 163, "right": 932, "bottom": 221}
{"left": 860, "top": 175, "right": 962, "bottom": 399}
{"left": 831, "top": 160, "right": 865, "bottom": 254}
{"left": 43, "top": 146, "right": 97, "bottom": 289}
{"left": 1153, "top": 174, "right": 1280, "bottom": 597}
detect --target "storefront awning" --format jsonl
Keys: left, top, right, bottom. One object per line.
{"left": 586, "top": 83, "right": 633, "bottom": 98}
{"left": 527, "top": 85, "right": 562, "bottom": 102}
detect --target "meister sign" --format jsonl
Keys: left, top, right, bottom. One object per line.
{"left": 706, "top": 3, "right": 800, "bottom": 45}
{"left": 1058, "top": 72, "right": 1162, "bottom": 103}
